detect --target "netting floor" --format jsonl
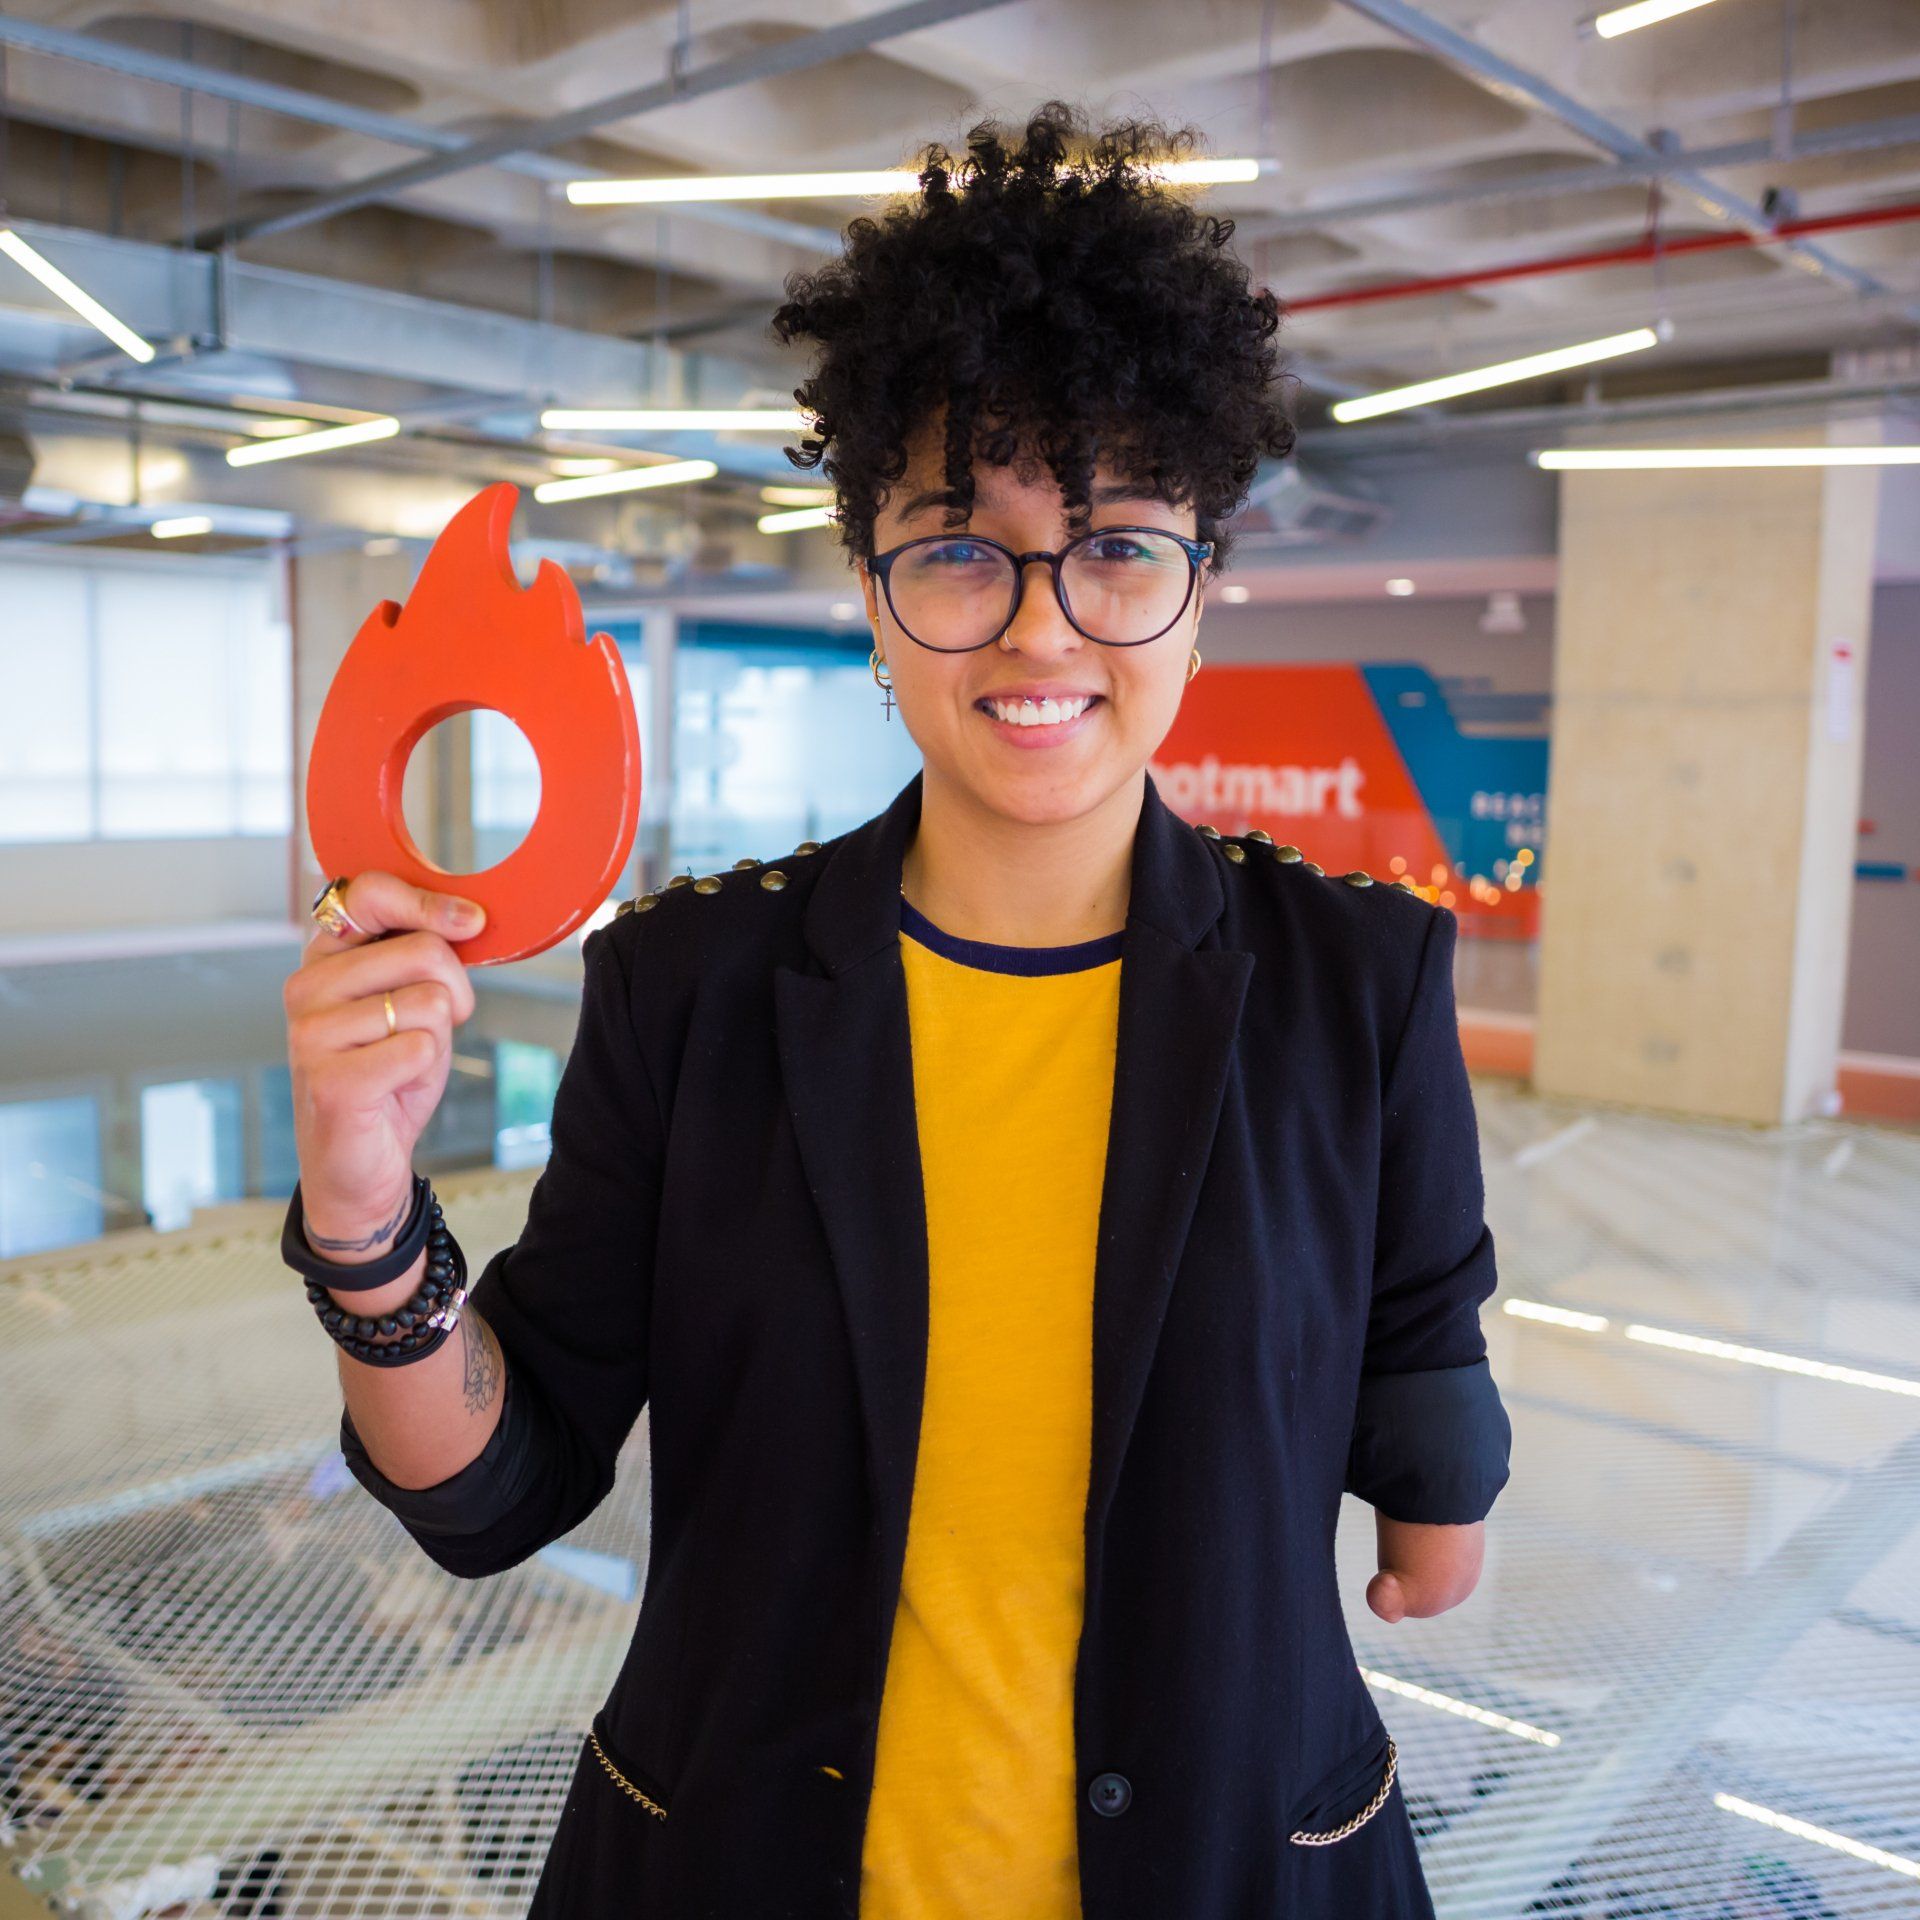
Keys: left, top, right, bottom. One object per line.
{"left": 1, "top": 1089, "right": 1916, "bottom": 1917}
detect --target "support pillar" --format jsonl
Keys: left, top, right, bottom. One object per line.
{"left": 1534, "top": 415, "right": 1882, "bottom": 1124}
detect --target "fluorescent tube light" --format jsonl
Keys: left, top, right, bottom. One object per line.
{"left": 761, "top": 484, "right": 835, "bottom": 507}
{"left": 541, "top": 407, "right": 807, "bottom": 432}
{"left": 758, "top": 505, "right": 835, "bottom": 533}
{"left": 1332, "top": 327, "right": 1661, "bottom": 423}
{"left": 150, "top": 515, "right": 214, "bottom": 539}
{"left": 1593, "top": 0, "right": 1717, "bottom": 37}
{"left": 1535, "top": 445, "right": 1920, "bottom": 470}
{"left": 1625, "top": 1323, "right": 1920, "bottom": 1397}
{"left": 549, "top": 457, "right": 622, "bottom": 477}
{"left": 1713, "top": 1795, "right": 1919, "bottom": 1880}
{"left": 226, "top": 416, "right": 401, "bottom": 466}
{"left": 567, "top": 158, "right": 1265, "bottom": 206}
{"left": 532, "top": 459, "right": 717, "bottom": 504}
{"left": 0, "top": 226, "right": 155, "bottom": 363}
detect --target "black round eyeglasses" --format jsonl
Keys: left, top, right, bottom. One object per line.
{"left": 865, "top": 525, "right": 1215, "bottom": 652}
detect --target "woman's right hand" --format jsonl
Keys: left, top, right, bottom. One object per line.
{"left": 283, "top": 872, "right": 487, "bottom": 1252}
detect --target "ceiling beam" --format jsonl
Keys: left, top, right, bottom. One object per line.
{"left": 228, "top": 0, "right": 1014, "bottom": 246}
{"left": 0, "top": 15, "right": 842, "bottom": 255}
{"left": 1334, "top": 0, "right": 1920, "bottom": 325}
{"left": 1238, "top": 112, "right": 1920, "bottom": 243}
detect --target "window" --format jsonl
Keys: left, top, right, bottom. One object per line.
{"left": 0, "top": 1094, "right": 103, "bottom": 1257}
{"left": 140, "top": 1077, "right": 245, "bottom": 1232}
{"left": 670, "top": 624, "right": 922, "bottom": 874}
{"left": 0, "top": 554, "right": 290, "bottom": 843}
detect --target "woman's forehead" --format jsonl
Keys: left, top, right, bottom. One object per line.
{"left": 883, "top": 448, "right": 1187, "bottom": 527}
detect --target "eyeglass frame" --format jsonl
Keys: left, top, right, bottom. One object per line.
{"left": 862, "top": 524, "right": 1216, "bottom": 652}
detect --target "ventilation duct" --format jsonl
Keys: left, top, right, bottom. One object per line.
{"left": 1228, "top": 458, "right": 1389, "bottom": 549}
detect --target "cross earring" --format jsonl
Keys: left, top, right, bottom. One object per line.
{"left": 869, "top": 641, "right": 895, "bottom": 721}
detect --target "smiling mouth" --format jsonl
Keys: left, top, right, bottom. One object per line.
{"left": 976, "top": 693, "right": 1103, "bottom": 728}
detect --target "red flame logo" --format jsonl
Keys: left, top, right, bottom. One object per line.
{"left": 306, "top": 482, "right": 642, "bottom": 965}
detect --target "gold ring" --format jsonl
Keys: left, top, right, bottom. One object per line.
{"left": 383, "top": 991, "right": 397, "bottom": 1038}
{"left": 310, "top": 876, "right": 367, "bottom": 939}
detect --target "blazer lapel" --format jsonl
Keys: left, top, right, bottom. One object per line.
{"left": 774, "top": 769, "right": 1252, "bottom": 1618}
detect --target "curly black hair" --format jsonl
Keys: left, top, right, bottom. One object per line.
{"left": 768, "top": 99, "right": 1297, "bottom": 575}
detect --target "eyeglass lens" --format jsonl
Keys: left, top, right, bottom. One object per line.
{"left": 887, "top": 531, "right": 1195, "bottom": 650}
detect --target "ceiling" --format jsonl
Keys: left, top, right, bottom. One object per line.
{"left": 0, "top": 0, "right": 1916, "bottom": 596}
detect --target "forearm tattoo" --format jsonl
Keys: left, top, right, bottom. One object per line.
{"left": 461, "top": 1310, "right": 504, "bottom": 1418}
{"left": 307, "top": 1188, "right": 413, "bottom": 1253}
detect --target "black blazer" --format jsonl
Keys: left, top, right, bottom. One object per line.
{"left": 340, "top": 766, "right": 1512, "bottom": 1919}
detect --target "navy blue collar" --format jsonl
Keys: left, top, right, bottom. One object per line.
{"left": 899, "top": 893, "right": 1125, "bottom": 975}
{"left": 802, "top": 767, "right": 1225, "bottom": 978}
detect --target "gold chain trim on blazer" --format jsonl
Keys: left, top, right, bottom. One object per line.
{"left": 588, "top": 1728, "right": 668, "bottom": 1821}
{"left": 1288, "top": 1736, "right": 1396, "bottom": 1846}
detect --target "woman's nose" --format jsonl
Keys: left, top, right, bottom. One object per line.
{"left": 1000, "top": 557, "right": 1084, "bottom": 655}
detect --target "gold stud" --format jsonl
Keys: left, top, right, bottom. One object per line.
{"left": 1275, "top": 845, "right": 1303, "bottom": 863}
{"left": 760, "top": 869, "right": 788, "bottom": 891}
{"left": 692, "top": 875, "right": 723, "bottom": 894}
{"left": 1196, "top": 823, "right": 1221, "bottom": 839}
{"left": 732, "top": 857, "right": 759, "bottom": 871}
{"left": 634, "top": 892, "right": 661, "bottom": 910}
{"left": 1343, "top": 870, "right": 1374, "bottom": 888}
{"left": 1392, "top": 877, "right": 1416, "bottom": 892}
{"left": 614, "top": 898, "right": 635, "bottom": 917}
{"left": 1302, "top": 861, "right": 1324, "bottom": 876}
{"left": 1246, "top": 828, "right": 1273, "bottom": 844}
{"left": 1222, "top": 842, "right": 1246, "bottom": 863}
{"left": 666, "top": 873, "right": 693, "bottom": 890}
{"left": 793, "top": 840, "right": 822, "bottom": 856}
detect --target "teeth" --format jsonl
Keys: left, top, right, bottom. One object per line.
{"left": 985, "top": 694, "right": 1093, "bottom": 727}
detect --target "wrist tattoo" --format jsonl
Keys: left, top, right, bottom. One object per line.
{"left": 307, "top": 1187, "right": 412, "bottom": 1252}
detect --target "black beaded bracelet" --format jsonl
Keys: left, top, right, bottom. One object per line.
{"left": 304, "top": 1197, "right": 471, "bottom": 1369}
{"left": 280, "top": 1172, "right": 471, "bottom": 1368}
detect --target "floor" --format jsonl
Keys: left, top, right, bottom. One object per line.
{"left": 1, "top": 1080, "right": 1916, "bottom": 1916}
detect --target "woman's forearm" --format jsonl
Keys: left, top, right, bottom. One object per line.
{"left": 312, "top": 1206, "right": 508, "bottom": 1493}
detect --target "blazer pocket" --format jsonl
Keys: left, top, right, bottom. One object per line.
{"left": 587, "top": 1706, "right": 673, "bottom": 1823}
{"left": 1287, "top": 1723, "right": 1397, "bottom": 1847}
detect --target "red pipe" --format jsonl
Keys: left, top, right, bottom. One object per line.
{"left": 1280, "top": 198, "right": 1920, "bottom": 313}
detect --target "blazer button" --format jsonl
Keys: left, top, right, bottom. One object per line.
{"left": 1088, "top": 1771, "right": 1132, "bottom": 1817}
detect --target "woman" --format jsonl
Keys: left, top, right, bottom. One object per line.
{"left": 291, "top": 103, "right": 1510, "bottom": 1920}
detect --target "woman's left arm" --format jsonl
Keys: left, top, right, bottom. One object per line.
{"left": 1347, "top": 902, "right": 1513, "bottom": 1621}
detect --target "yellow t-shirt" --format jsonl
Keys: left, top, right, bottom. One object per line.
{"left": 858, "top": 893, "right": 1124, "bottom": 1920}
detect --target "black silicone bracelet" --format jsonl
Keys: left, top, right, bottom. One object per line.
{"left": 281, "top": 1172, "right": 431, "bottom": 1291}
{"left": 308, "top": 1212, "right": 469, "bottom": 1368}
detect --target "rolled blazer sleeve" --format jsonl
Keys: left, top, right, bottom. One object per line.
{"left": 339, "top": 921, "right": 662, "bottom": 1579}
{"left": 1345, "top": 904, "right": 1512, "bottom": 1526}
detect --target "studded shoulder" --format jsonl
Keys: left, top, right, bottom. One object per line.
{"left": 612, "top": 838, "right": 827, "bottom": 919}
{"left": 1186, "top": 819, "right": 1428, "bottom": 901}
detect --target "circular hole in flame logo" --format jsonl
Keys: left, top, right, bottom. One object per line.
{"left": 306, "top": 483, "right": 642, "bottom": 965}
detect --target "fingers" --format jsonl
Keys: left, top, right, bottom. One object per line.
{"left": 288, "top": 928, "right": 478, "bottom": 1026}
{"left": 1368, "top": 1514, "right": 1486, "bottom": 1623}
{"left": 303, "top": 870, "right": 486, "bottom": 963}
{"left": 297, "top": 978, "right": 461, "bottom": 1060}
{"left": 325, "top": 1025, "right": 443, "bottom": 1106}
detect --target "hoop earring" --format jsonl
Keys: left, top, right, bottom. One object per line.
{"left": 870, "top": 643, "right": 896, "bottom": 721}
{"left": 1186, "top": 647, "right": 1202, "bottom": 684}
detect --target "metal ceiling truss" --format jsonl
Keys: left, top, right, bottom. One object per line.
{"left": 1334, "top": 0, "right": 1920, "bottom": 328}
{"left": 227, "top": 0, "right": 1020, "bottom": 246}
